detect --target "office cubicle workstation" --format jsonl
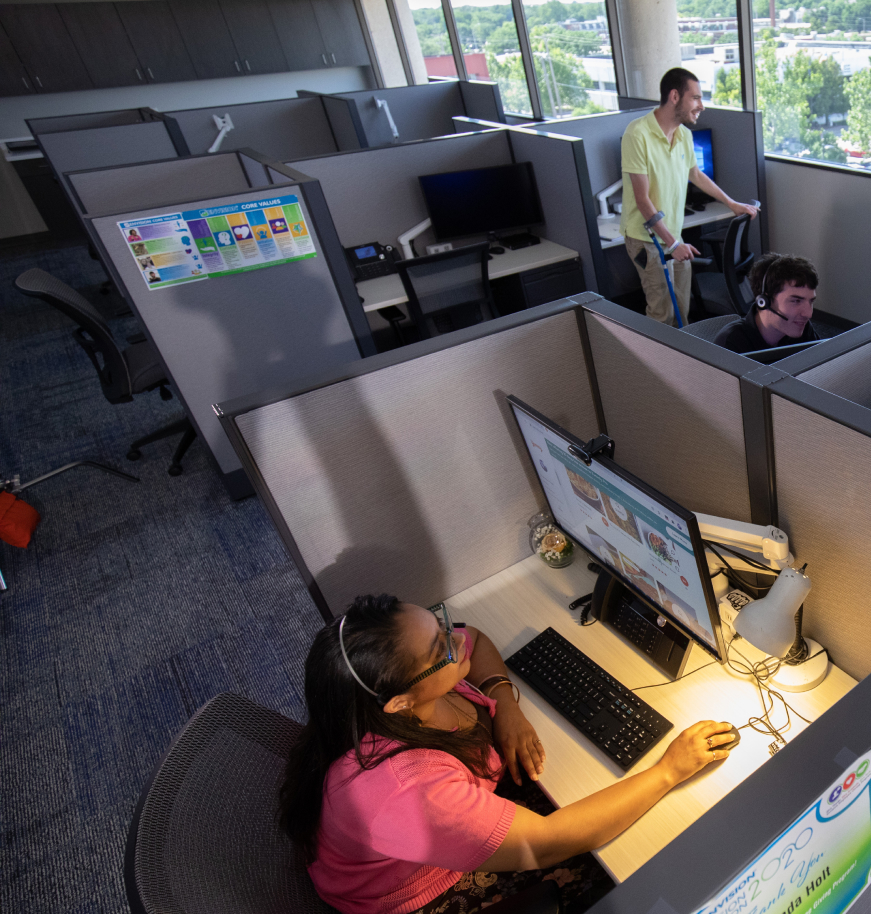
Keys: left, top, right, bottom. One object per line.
{"left": 83, "top": 156, "right": 374, "bottom": 498}
{"left": 214, "top": 292, "right": 863, "bottom": 899}
{"left": 279, "top": 127, "right": 593, "bottom": 332}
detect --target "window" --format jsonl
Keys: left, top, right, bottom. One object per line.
{"left": 520, "top": 0, "right": 617, "bottom": 117}
{"left": 407, "top": 0, "right": 459, "bottom": 80}
{"left": 449, "top": 0, "right": 532, "bottom": 116}
{"left": 676, "top": 2, "right": 743, "bottom": 111}
{"left": 753, "top": 4, "right": 855, "bottom": 168}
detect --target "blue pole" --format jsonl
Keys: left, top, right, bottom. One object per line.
{"left": 648, "top": 233, "right": 683, "bottom": 329}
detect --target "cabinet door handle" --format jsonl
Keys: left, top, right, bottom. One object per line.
{"left": 147, "top": 68, "right": 154, "bottom": 80}
{"left": 34, "top": 76, "right": 42, "bottom": 88}
{"left": 322, "top": 53, "right": 327, "bottom": 65}
{"left": 135, "top": 68, "right": 143, "bottom": 81}
{"left": 244, "top": 59, "right": 251, "bottom": 71}
{"left": 331, "top": 52, "right": 336, "bottom": 64}
{"left": 234, "top": 60, "right": 241, "bottom": 72}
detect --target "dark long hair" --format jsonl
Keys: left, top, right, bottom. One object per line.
{"left": 279, "top": 594, "right": 498, "bottom": 863}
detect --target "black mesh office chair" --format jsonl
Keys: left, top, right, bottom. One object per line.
{"left": 125, "top": 692, "right": 560, "bottom": 914}
{"left": 693, "top": 214, "right": 755, "bottom": 316}
{"left": 682, "top": 314, "right": 740, "bottom": 342}
{"left": 14, "top": 268, "right": 195, "bottom": 476}
{"left": 395, "top": 242, "right": 497, "bottom": 340}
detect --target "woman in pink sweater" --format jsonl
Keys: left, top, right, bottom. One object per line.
{"left": 279, "top": 595, "right": 735, "bottom": 914}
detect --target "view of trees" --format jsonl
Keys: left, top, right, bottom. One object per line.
{"left": 411, "top": 1, "right": 607, "bottom": 116}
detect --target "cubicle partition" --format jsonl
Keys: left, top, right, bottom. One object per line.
{"left": 86, "top": 169, "right": 375, "bottom": 497}
{"left": 326, "top": 80, "right": 505, "bottom": 147}
{"left": 165, "top": 96, "right": 342, "bottom": 159}
{"left": 217, "top": 298, "right": 602, "bottom": 619}
{"left": 282, "top": 130, "right": 516, "bottom": 254}
{"left": 65, "top": 152, "right": 255, "bottom": 217}
{"left": 27, "top": 107, "right": 168, "bottom": 135}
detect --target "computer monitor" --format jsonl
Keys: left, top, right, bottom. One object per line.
{"left": 418, "top": 162, "right": 544, "bottom": 241}
{"left": 508, "top": 395, "right": 727, "bottom": 662}
{"left": 692, "top": 128, "right": 714, "bottom": 181}
{"left": 744, "top": 339, "right": 822, "bottom": 364}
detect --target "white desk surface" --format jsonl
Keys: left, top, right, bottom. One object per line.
{"left": 597, "top": 202, "right": 734, "bottom": 250}
{"left": 356, "top": 239, "right": 579, "bottom": 313}
{"left": 447, "top": 555, "right": 856, "bottom": 884}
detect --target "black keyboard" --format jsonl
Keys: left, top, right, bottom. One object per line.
{"left": 505, "top": 628, "right": 673, "bottom": 771}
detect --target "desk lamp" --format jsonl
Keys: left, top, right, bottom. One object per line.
{"left": 696, "top": 514, "right": 829, "bottom": 693}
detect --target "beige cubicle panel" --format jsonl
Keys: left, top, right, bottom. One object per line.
{"left": 578, "top": 299, "right": 757, "bottom": 522}
{"left": 218, "top": 298, "right": 603, "bottom": 619}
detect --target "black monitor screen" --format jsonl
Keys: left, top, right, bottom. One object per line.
{"left": 418, "top": 162, "right": 544, "bottom": 241}
{"left": 509, "top": 396, "right": 726, "bottom": 662}
{"left": 692, "top": 128, "right": 714, "bottom": 181}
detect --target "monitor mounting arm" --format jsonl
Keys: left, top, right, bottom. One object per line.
{"left": 568, "top": 434, "right": 614, "bottom": 466}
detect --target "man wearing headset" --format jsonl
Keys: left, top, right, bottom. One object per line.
{"left": 713, "top": 253, "right": 819, "bottom": 353}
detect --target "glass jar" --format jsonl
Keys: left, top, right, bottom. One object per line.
{"left": 528, "top": 512, "right": 574, "bottom": 569}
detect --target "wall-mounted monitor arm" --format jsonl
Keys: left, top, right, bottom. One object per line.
{"left": 596, "top": 178, "right": 623, "bottom": 219}
{"left": 375, "top": 98, "right": 400, "bottom": 141}
{"left": 695, "top": 513, "right": 794, "bottom": 576}
{"left": 207, "top": 114, "right": 234, "bottom": 154}
{"left": 397, "top": 218, "right": 431, "bottom": 260}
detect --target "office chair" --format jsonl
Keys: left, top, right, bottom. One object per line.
{"left": 681, "top": 314, "right": 739, "bottom": 343}
{"left": 692, "top": 214, "right": 755, "bottom": 317}
{"left": 395, "top": 242, "right": 497, "bottom": 340}
{"left": 126, "top": 692, "right": 560, "bottom": 914}
{"left": 14, "top": 268, "right": 196, "bottom": 477}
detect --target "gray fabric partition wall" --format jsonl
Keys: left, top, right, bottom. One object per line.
{"left": 767, "top": 378, "right": 871, "bottom": 680}
{"left": 507, "top": 130, "right": 602, "bottom": 293}
{"left": 36, "top": 122, "right": 180, "bottom": 194}
{"left": 458, "top": 81, "right": 504, "bottom": 123}
{"left": 333, "top": 83, "right": 465, "bottom": 147}
{"left": 67, "top": 154, "right": 252, "bottom": 216}
{"left": 217, "top": 299, "right": 602, "bottom": 619}
{"left": 534, "top": 109, "right": 652, "bottom": 202}
{"left": 579, "top": 299, "right": 756, "bottom": 522}
{"left": 27, "top": 108, "right": 149, "bottom": 135}
{"left": 88, "top": 182, "right": 370, "bottom": 493}
{"left": 166, "top": 97, "right": 339, "bottom": 159}
{"left": 284, "top": 131, "right": 514, "bottom": 250}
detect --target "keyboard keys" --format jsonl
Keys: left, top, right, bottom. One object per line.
{"left": 505, "top": 627, "right": 673, "bottom": 772}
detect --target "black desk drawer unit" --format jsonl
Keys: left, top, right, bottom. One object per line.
{"left": 492, "top": 257, "right": 585, "bottom": 314}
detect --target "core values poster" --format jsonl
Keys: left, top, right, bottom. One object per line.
{"left": 692, "top": 750, "right": 871, "bottom": 914}
{"left": 118, "top": 194, "right": 317, "bottom": 290}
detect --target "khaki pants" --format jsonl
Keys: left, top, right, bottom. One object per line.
{"left": 625, "top": 236, "right": 692, "bottom": 327}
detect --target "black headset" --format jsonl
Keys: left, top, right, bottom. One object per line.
{"left": 755, "top": 257, "right": 788, "bottom": 318}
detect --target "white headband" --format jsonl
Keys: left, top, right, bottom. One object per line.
{"left": 339, "top": 615, "right": 379, "bottom": 696}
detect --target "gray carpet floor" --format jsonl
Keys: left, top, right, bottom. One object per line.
{"left": 0, "top": 239, "right": 325, "bottom": 913}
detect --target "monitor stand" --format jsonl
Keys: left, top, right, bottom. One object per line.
{"left": 487, "top": 231, "right": 505, "bottom": 255}
{"left": 590, "top": 571, "right": 692, "bottom": 680}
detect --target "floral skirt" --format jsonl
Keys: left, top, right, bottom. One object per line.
{"left": 411, "top": 775, "right": 615, "bottom": 914}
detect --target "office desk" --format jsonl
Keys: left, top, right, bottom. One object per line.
{"left": 597, "top": 202, "right": 734, "bottom": 249}
{"left": 356, "top": 239, "right": 580, "bottom": 313}
{"left": 447, "top": 555, "right": 855, "bottom": 883}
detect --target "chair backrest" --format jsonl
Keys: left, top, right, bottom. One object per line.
{"left": 14, "top": 268, "right": 133, "bottom": 403}
{"left": 396, "top": 242, "right": 494, "bottom": 338}
{"left": 681, "top": 314, "right": 739, "bottom": 342}
{"left": 125, "top": 692, "right": 338, "bottom": 914}
{"left": 722, "top": 214, "right": 754, "bottom": 315}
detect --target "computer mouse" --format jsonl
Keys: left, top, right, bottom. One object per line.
{"left": 490, "top": 245, "right": 506, "bottom": 255}
{"left": 692, "top": 202, "right": 706, "bottom": 212}
{"left": 719, "top": 725, "right": 741, "bottom": 751}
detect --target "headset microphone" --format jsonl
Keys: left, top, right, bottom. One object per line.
{"left": 755, "top": 257, "right": 784, "bottom": 316}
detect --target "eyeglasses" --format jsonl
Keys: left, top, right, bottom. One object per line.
{"left": 397, "top": 603, "right": 458, "bottom": 693}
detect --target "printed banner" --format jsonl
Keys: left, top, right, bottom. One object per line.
{"left": 118, "top": 194, "right": 317, "bottom": 290}
{"left": 692, "top": 751, "right": 871, "bottom": 914}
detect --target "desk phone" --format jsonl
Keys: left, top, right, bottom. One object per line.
{"left": 345, "top": 242, "right": 399, "bottom": 282}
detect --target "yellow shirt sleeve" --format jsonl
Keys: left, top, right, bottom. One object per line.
{"left": 621, "top": 121, "right": 649, "bottom": 176}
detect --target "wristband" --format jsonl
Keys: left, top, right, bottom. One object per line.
{"left": 666, "top": 238, "right": 682, "bottom": 255}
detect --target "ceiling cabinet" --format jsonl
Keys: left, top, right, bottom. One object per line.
{"left": 0, "top": 0, "right": 372, "bottom": 98}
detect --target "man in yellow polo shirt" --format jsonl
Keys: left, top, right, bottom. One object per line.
{"left": 621, "top": 67, "right": 758, "bottom": 326}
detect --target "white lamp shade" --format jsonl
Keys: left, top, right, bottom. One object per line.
{"left": 733, "top": 567, "right": 811, "bottom": 658}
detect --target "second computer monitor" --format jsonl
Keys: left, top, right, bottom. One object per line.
{"left": 509, "top": 395, "right": 726, "bottom": 663}
{"left": 418, "top": 161, "right": 544, "bottom": 241}
{"left": 692, "top": 128, "right": 714, "bottom": 181}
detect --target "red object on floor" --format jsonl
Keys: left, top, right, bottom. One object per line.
{"left": 0, "top": 491, "right": 41, "bottom": 547}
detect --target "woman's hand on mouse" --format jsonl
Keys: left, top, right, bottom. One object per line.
{"left": 657, "top": 720, "right": 737, "bottom": 786}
